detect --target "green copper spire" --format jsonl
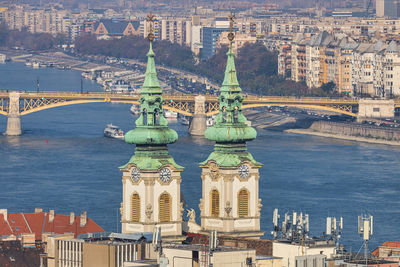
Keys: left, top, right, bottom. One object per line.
{"left": 141, "top": 42, "right": 161, "bottom": 91}
{"left": 122, "top": 13, "right": 182, "bottom": 171}
{"left": 201, "top": 12, "right": 260, "bottom": 168}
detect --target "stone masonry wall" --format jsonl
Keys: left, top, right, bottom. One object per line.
{"left": 309, "top": 121, "right": 400, "bottom": 141}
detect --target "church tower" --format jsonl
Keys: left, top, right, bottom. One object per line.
{"left": 198, "top": 13, "right": 263, "bottom": 239}
{"left": 120, "top": 13, "right": 183, "bottom": 239}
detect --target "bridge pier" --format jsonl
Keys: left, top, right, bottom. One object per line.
{"left": 5, "top": 92, "right": 21, "bottom": 136}
{"left": 189, "top": 95, "right": 207, "bottom": 136}
{"left": 357, "top": 99, "right": 395, "bottom": 122}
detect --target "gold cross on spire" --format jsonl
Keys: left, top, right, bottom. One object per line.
{"left": 147, "top": 11, "right": 156, "bottom": 42}
{"left": 228, "top": 11, "right": 235, "bottom": 34}
{"left": 228, "top": 11, "right": 235, "bottom": 42}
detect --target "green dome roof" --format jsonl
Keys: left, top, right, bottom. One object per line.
{"left": 125, "top": 126, "right": 178, "bottom": 145}
{"left": 205, "top": 123, "right": 256, "bottom": 143}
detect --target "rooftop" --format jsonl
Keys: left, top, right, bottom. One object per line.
{"left": 0, "top": 209, "right": 104, "bottom": 241}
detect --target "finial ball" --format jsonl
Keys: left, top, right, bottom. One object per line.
{"left": 228, "top": 32, "right": 235, "bottom": 41}
{"left": 147, "top": 33, "right": 155, "bottom": 42}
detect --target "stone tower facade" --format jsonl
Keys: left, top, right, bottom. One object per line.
{"left": 199, "top": 16, "right": 263, "bottom": 239}
{"left": 120, "top": 20, "right": 183, "bottom": 239}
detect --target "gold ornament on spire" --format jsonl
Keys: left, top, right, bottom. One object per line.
{"left": 147, "top": 11, "right": 156, "bottom": 42}
{"left": 228, "top": 11, "right": 235, "bottom": 42}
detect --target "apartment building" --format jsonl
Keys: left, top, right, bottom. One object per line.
{"left": 278, "top": 44, "right": 292, "bottom": 77}
{"left": 216, "top": 31, "right": 257, "bottom": 53}
{"left": 288, "top": 30, "right": 400, "bottom": 97}
{"left": 291, "top": 38, "right": 307, "bottom": 83}
{"left": 140, "top": 17, "right": 191, "bottom": 46}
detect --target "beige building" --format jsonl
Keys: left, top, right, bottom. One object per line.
{"left": 272, "top": 241, "right": 336, "bottom": 267}
{"left": 45, "top": 232, "right": 154, "bottom": 267}
{"left": 155, "top": 244, "right": 257, "bottom": 267}
{"left": 216, "top": 32, "right": 257, "bottom": 53}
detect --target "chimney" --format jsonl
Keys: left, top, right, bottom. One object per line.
{"left": 49, "top": 209, "right": 55, "bottom": 223}
{"left": 0, "top": 209, "right": 7, "bottom": 221}
{"left": 34, "top": 208, "right": 43, "bottom": 213}
{"left": 70, "top": 212, "right": 75, "bottom": 225}
{"left": 80, "top": 211, "right": 87, "bottom": 227}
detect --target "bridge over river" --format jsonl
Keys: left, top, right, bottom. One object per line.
{"left": 0, "top": 91, "right": 398, "bottom": 136}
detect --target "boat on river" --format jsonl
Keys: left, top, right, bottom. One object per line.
{"left": 164, "top": 110, "right": 178, "bottom": 119}
{"left": 104, "top": 124, "right": 124, "bottom": 140}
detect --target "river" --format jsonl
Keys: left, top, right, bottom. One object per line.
{"left": 0, "top": 62, "right": 399, "bottom": 251}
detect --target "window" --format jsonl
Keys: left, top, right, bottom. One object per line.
{"left": 131, "top": 194, "right": 140, "bottom": 222}
{"left": 238, "top": 189, "right": 249, "bottom": 217}
{"left": 159, "top": 193, "right": 171, "bottom": 222}
{"left": 210, "top": 190, "right": 219, "bottom": 217}
{"left": 373, "top": 108, "right": 380, "bottom": 112}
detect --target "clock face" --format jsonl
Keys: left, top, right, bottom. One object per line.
{"left": 238, "top": 164, "right": 250, "bottom": 178}
{"left": 159, "top": 168, "right": 171, "bottom": 182}
{"left": 131, "top": 167, "right": 140, "bottom": 182}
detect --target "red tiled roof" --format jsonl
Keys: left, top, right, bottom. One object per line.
{"left": 381, "top": 241, "right": 400, "bottom": 248}
{"left": 0, "top": 211, "right": 104, "bottom": 241}
{"left": 372, "top": 241, "right": 400, "bottom": 257}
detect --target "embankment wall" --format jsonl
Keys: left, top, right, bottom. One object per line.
{"left": 309, "top": 121, "right": 400, "bottom": 141}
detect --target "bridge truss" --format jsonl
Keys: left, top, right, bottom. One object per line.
{"left": 0, "top": 91, "right": 368, "bottom": 117}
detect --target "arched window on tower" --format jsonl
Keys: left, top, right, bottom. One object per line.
{"left": 131, "top": 193, "right": 140, "bottom": 222}
{"left": 143, "top": 108, "right": 147, "bottom": 125}
{"left": 234, "top": 106, "right": 239, "bottom": 122}
{"left": 159, "top": 193, "right": 171, "bottom": 222}
{"left": 154, "top": 109, "right": 160, "bottom": 125}
{"left": 210, "top": 189, "right": 220, "bottom": 217}
{"left": 222, "top": 107, "right": 227, "bottom": 123}
{"left": 238, "top": 189, "right": 249, "bottom": 217}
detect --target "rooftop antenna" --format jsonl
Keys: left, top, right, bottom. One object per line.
{"left": 326, "top": 216, "right": 343, "bottom": 254}
{"left": 358, "top": 214, "right": 373, "bottom": 266}
{"left": 272, "top": 208, "right": 280, "bottom": 238}
{"left": 209, "top": 230, "right": 218, "bottom": 267}
{"left": 272, "top": 209, "right": 309, "bottom": 242}
{"left": 152, "top": 226, "right": 162, "bottom": 257}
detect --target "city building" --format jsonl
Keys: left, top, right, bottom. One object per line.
{"left": 216, "top": 31, "right": 257, "bottom": 54}
{"left": 376, "top": 0, "right": 400, "bottom": 18}
{"left": 94, "top": 19, "right": 141, "bottom": 38}
{"left": 329, "top": 259, "right": 399, "bottom": 267}
{"left": 201, "top": 17, "right": 231, "bottom": 60}
{"left": 273, "top": 240, "right": 336, "bottom": 267}
{"left": 140, "top": 17, "right": 191, "bottom": 46}
{"left": 159, "top": 243, "right": 257, "bottom": 267}
{"left": 287, "top": 30, "right": 400, "bottom": 97}
{"left": 45, "top": 232, "right": 154, "bottom": 267}
{"left": 278, "top": 44, "right": 292, "bottom": 77}
{"left": 198, "top": 23, "right": 264, "bottom": 239}
{"left": 119, "top": 24, "right": 184, "bottom": 240}
{"left": 372, "top": 241, "right": 400, "bottom": 263}
{"left": 0, "top": 208, "right": 104, "bottom": 242}
{"left": 201, "top": 26, "right": 230, "bottom": 60}
{"left": 291, "top": 38, "right": 307, "bottom": 83}
{"left": 0, "top": 7, "right": 7, "bottom": 22}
